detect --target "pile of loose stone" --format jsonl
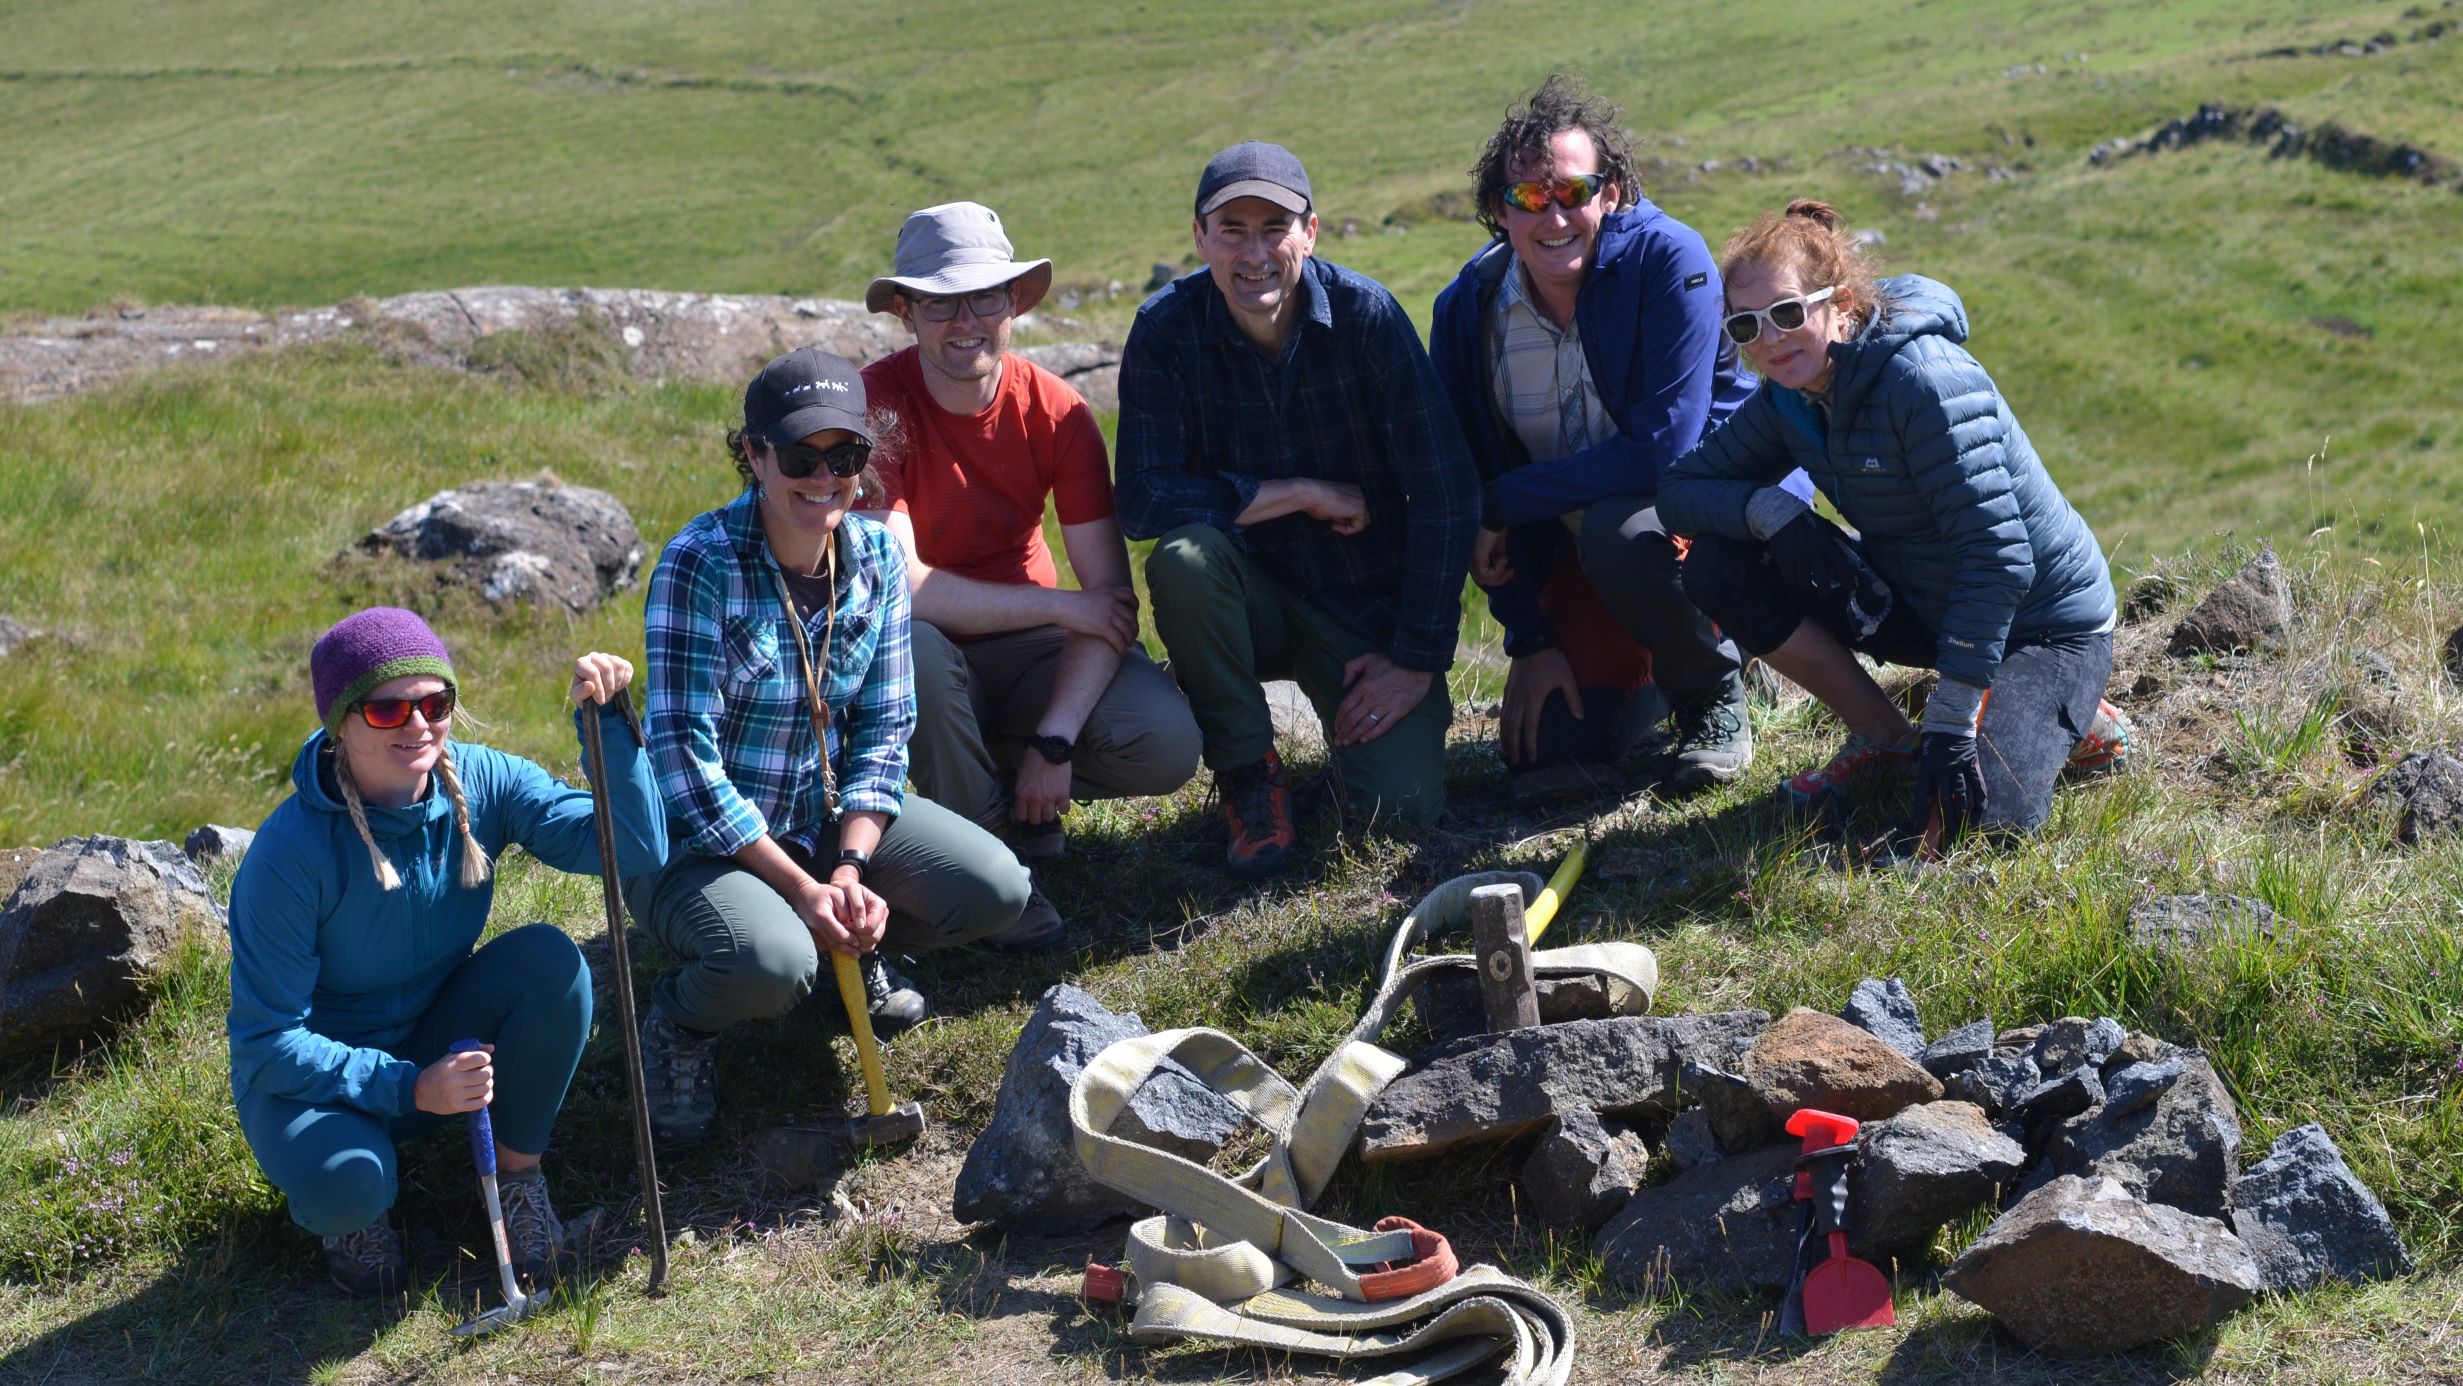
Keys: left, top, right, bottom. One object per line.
{"left": 1359, "top": 977, "right": 2411, "bottom": 1358}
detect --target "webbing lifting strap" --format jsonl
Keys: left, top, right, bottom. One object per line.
{"left": 1070, "top": 870, "right": 1659, "bottom": 1384}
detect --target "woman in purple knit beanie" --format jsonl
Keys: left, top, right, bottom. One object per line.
{"left": 226, "top": 606, "right": 670, "bottom": 1298}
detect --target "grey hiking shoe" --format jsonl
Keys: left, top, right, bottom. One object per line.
{"left": 321, "top": 1219, "right": 406, "bottom": 1298}
{"left": 494, "top": 1166, "right": 564, "bottom": 1289}
{"left": 641, "top": 1004, "right": 719, "bottom": 1146}
{"left": 1008, "top": 815, "right": 1067, "bottom": 863}
{"left": 1664, "top": 675, "right": 1754, "bottom": 791}
{"left": 861, "top": 953, "right": 932, "bottom": 1038}
{"left": 980, "top": 884, "right": 1068, "bottom": 953}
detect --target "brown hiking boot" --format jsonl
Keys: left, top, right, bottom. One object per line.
{"left": 1218, "top": 750, "right": 1296, "bottom": 878}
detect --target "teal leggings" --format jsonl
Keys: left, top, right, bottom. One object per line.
{"left": 236, "top": 923, "right": 592, "bottom": 1237}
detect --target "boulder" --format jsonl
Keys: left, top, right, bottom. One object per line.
{"left": 1850, "top": 1101, "right": 2028, "bottom": 1261}
{"left": 2014, "top": 1066, "right": 2104, "bottom": 1125}
{"left": 2102, "top": 1058, "right": 2184, "bottom": 1119}
{"left": 1013, "top": 341, "right": 1120, "bottom": 414}
{"left": 1359, "top": 1011, "right": 1768, "bottom": 1162}
{"left": 1263, "top": 679, "right": 1325, "bottom": 755}
{"left": 2167, "top": 545, "right": 2290, "bottom": 657}
{"left": 1943, "top": 1175, "right": 2260, "bottom": 1357}
{"left": 1918, "top": 1019, "right": 1995, "bottom": 1079}
{"left": 0, "top": 836, "right": 223, "bottom": 1059}
{"left": 1664, "top": 1108, "right": 1722, "bottom": 1171}
{"left": 1716, "top": 1008, "right": 1945, "bottom": 1150}
{"left": 2033, "top": 1016, "right": 2126, "bottom": 1075}
{"left": 953, "top": 984, "right": 1247, "bottom": 1232}
{"left": 1593, "top": 1142, "right": 1801, "bottom": 1292}
{"left": 2366, "top": 750, "right": 2463, "bottom": 845}
{"left": 352, "top": 480, "right": 644, "bottom": 613}
{"left": 2230, "top": 1124, "right": 2412, "bottom": 1293}
{"left": 2044, "top": 1051, "right": 2239, "bottom": 1220}
{"left": 182, "top": 824, "right": 257, "bottom": 863}
{"left": 1946, "top": 1049, "right": 2039, "bottom": 1118}
{"left": 1518, "top": 1111, "right": 1648, "bottom": 1235}
{"left": 2129, "top": 894, "right": 2281, "bottom": 955}
{"left": 1840, "top": 977, "right": 1927, "bottom": 1060}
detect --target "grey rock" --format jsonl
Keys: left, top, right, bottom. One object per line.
{"left": 1013, "top": 341, "right": 1120, "bottom": 414}
{"left": 2044, "top": 1051, "right": 2239, "bottom": 1220}
{"left": 2367, "top": 750, "right": 2463, "bottom": 845}
{"left": 1359, "top": 1011, "right": 1769, "bottom": 1162}
{"left": 1263, "top": 679, "right": 1325, "bottom": 754}
{"left": 1840, "top": 976, "right": 1928, "bottom": 1060}
{"left": 2034, "top": 1016, "right": 2126, "bottom": 1075}
{"left": 2129, "top": 894, "right": 2281, "bottom": 954}
{"left": 182, "top": 824, "right": 257, "bottom": 863}
{"left": 2122, "top": 573, "right": 2178, "bottom": 622}
{"left": 1593, "top": 1142, "right": 1803, "bottom": 1292}
{"left": 1519, "top": 1111, "right": 1647, "bottom": 1235}
{"left": 1665, "top": 1108, "right": 1723, "bottom": 1170}
{"left": 1851, "top": 1100, "right": 2028, "bottom": 1260}
{"left": 0, "top": 836, "right": 224, "bottom": 1059}
{"left": 2109, "top": 1030, "right": 2173, "bottom": 1071}
{"left": 1943, "top": 1174, "right": 2260, "bottom": 1357}
{"left": 2015, "top": 1066, "right": 2104, "bottom": 1123}
{"left": 353, "top": 480, "right": 644, "bottom": 613}
{"left": 2103, "top": 1059, "right": 2184, "bottom": 1119}
{"left": 1147, "top": 262, "right": 1178, "bottom": 293}
{"left": 1919, "top": 1019, "right": 1995, "bottom": 1079}
{"left": 953, "top": 984, "right": 1247, "bottom": 1232}
{"left": 1947, "top": 1050, "right": 2040, "bottom": 1117}
{"left": 0, "top": 615, "right": 36, "bottom": 658}
{"left": 1685, "top": 1061, "right": 1768, "bottom": 1156}
{"left": 2167, "top": 545, "right": 2291, "bottom": 657}
{"left": 2230, "top": 1124, "right": 2413, "bottom": 1293}
{"left": 1416, "top": 971, "right": 1619, "bottom": 1046}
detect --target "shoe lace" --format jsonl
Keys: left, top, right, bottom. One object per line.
{"left": 1222, "top": 760, "right": 1288, "bottom": 837}
{"left": 496, "top": 1172, "right": 562, "bottom": 1263}
{"left": 325, "top": 1220, "right": 400, "bottom": 1270}
{"left": 647, "top": 1012, "right": 716, "bottom": 1102}
{"left": 1673, "top": 691, "right": 1744, "bottom": 750}
{"left": 861, "top": 954, "right": 910, "bottom": 1010}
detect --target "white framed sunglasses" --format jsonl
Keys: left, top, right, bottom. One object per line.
{"left": 1722, "top": 285, "right": 1836, "bottom": 345}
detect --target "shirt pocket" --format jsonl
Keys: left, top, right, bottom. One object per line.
{"left": 720, "top": 615, "right": 784, "bottom": 695}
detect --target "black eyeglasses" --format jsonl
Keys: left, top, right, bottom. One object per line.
{"left": 773, "top": 440, "right": 872, "bottom": 479}
{"left": 910, "top": 287, "right": 1012, "bottom": 322}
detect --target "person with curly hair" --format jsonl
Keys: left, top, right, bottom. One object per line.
{"left": 626, "top": 346, "right": 1029, "bottom": 1147}
{"left": 1431, "top": 72, "right": 1794, "bottom": 801}
{"left": 227, "top": 608, "right": 665, "bottom": 1297}
{"left": 1658, "top": 200, "right": 2130, "bottom": 849}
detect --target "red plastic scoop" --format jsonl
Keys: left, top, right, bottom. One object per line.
{"left": 1785, "top": 1109, "right": 1896, "bottom": 1335}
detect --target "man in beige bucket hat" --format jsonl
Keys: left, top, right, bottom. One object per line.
{"left": 858, "top": 202, "right": 1199, "bottom": 952}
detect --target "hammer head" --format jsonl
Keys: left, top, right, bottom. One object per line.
{"left": 846, "top": 1101, "right": 926, "bottom": 1148}
{"left": 449, "top": 1286, "right": 539, "bottom": 1338}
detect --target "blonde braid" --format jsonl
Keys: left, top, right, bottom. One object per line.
{"left": 332, "top": 751, "right": 404, "bottom": 892}
{"left": 431, "top": 744, "right": 493, "bottom": 889}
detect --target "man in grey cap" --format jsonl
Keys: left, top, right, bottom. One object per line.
{"left": 1115, "top": 143, "right": 1480, "bottom": 876}
{"left": 859, "top": 201, "right": 1200, "bottom": 949}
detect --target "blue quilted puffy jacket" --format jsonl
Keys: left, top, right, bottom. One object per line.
{"left": 1659, "top": 275, "right": 2114, "bottom": 689}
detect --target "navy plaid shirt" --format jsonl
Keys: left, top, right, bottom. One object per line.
{"left": 644, "top": 492, "right": 914, "bottom": 859}
{"left": 1114, "top": 258, "right": 1480, "bottom": 673}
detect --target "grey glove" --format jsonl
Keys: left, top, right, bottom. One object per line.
{"left": 1745, "top": 485, "right": 1813, "bottom": 542}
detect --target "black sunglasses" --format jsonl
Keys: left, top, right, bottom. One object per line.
{"left": 773, "top": 440, "right": 873, "bottom": 479}
{"left": 355, "top": 689, "right": 456, "bottom": 729}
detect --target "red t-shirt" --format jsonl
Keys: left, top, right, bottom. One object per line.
{"left": 861, "top": 348, "right": 1115, "bottom": 589}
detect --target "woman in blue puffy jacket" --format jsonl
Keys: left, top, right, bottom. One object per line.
{"left": 1658, "top": 200, "right": 2129, "bottom": 847}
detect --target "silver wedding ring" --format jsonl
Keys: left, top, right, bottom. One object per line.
{"left": 1369, "top": 711, "right": 1384, "bottom": 722}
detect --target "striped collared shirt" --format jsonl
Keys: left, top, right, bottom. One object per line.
{"left": 643, "top": 491, "right": 914, "bottom": 858}
{"left": 1488, "top": 260, "right": 1616, "bottom": 467}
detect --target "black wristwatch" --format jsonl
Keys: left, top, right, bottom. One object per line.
{"left": 832, "top": 848, "right": 871, "bottom": 880}
{"left": 1027, "top": 733, "right": 1075, "bottom": 766}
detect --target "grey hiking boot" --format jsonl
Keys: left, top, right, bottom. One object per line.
{"left": 321, "top": 1219, "right": 406, "bottom": 1298}
{"left": 980, "top": 884, "right": 1068, "bottom": 954}
{"left": 494, "top": 1166, "right": 564, "bottom": 1289}
{"left": 1664, "top": 675, "right": 1754, "bottom": 791}
{"left": 861, "top": 953, "right": 932, "bottom": 1038}
{"left": 1008, "top": 814, "right": 1067, "bottom": 864}
{"left": 641, "top": 1004, "right": 719, "bottom": 1146}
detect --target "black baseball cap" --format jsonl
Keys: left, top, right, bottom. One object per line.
{"left": 1195, "top": 141, "right": 1313, "bottom": 218}
{"left": 743, "top": 346, "right": 873, "bottom": 448}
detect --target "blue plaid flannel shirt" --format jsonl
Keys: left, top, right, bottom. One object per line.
{"left": 644, "top": 492, "right": 914, "bottom": 858}
{"left": 1114, "top": 257, "right": 1480, "bottom": 673}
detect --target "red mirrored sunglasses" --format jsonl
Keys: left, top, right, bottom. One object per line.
{"left": 355, "top": 689, "right": 457, "bottom": 729}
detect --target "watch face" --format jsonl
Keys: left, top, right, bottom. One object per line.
{"left": 1035, "top": 736, "right": 1073, "bottom": 764}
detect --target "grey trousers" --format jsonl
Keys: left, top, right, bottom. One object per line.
{"left": 906, "top": 620, "right": 1202, "bottom": 832}
{"left": 623, "top": 795, "right": 1029, "bottom": 1033}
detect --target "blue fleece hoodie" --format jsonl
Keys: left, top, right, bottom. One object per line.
{"left": 1429, "top": 201, "right": 1787, "bottom": 656}
{"left": 1658, "top": 275, "right": 2115, "bottom": 688}
{"left": 226, "top": 703, "right": 666, "bottom": 1119}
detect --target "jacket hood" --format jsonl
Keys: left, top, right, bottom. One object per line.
{"left": 1825, "top": 274, "right": 1970, "bottom": 416}
{"left": 287, "top": 729, "right": 454, "bottom": 840}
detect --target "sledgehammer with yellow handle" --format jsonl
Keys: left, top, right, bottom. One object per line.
{"left": 830, "top": 950, "right": 925, "bottom": 1148}
{"left": 1521, "top": 838, "right": 1589, "bottom": 949}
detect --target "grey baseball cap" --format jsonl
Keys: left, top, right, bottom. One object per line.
{"left": 1195, "top": 141, "right": 1312, "bottom": 218}
{"left": 744, "top": 346, "right": 872, "bottom": 448}
{"left": 864, "top": 201, "right": 1053, "bottom": 315}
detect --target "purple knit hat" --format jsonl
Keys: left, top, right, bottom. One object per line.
{"left": 311, "top": 607, "right": 458, "bottom": 737}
